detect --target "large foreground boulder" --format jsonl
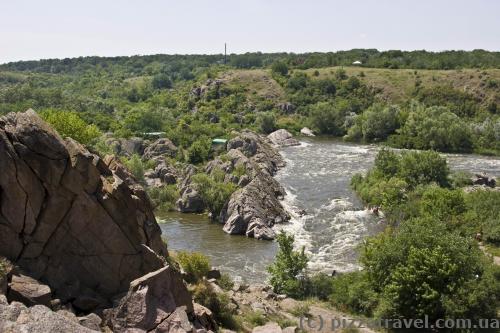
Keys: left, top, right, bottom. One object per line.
{"left": 107, "top": 266, "right": 204, "bottom": 333}
{"left": 0, "top": 110, "right": 168, "bottom": 309}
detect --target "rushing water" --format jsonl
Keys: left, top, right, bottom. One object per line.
{"left": 159, "top": 138, "right": 500, "bottom": 283}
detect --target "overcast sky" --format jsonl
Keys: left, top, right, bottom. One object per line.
{"left": 1, "top": 0, "right": 499, "bottom": 64}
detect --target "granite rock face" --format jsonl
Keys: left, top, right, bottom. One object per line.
{"left": 219, "top": 131, "right": 289, "bottom": 240}
{"left": 0, "top": 110, "right": 167, "bottom": 309}
{"left": 107, "top": 266, "right": 195, "bottom": 333}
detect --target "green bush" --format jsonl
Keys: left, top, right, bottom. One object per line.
{"left": 191, "top": 280, "right": 239, "bottom": 329}
{"left": 187, "top": 139, "right": 211, "bottom": 164}
{"left": 257, "top": 112, "right": 276, "bottom": 134}
{"left": 398, "top": 150, "right": 450, "bottom": 188}
{"left": 391, "top": 103, "right": 473, "bottom": 153}
{"left": 218, "top": 273, "right": 235, "bottom": 291}
{"left": 361, "top": 218, "right": 498, "bottom": 321}
{"left": 176, "top": 251, "right": 210, "bottom": 283}
{"left": 40, "top": 109, "right": 101, "bottom": 145}
{"left": 271, "top": 61, "right": 289, "bottom": 76}
{"left": 329, "top": 271, "right": 378, "bottom": 316}
{"left": 147, "top": 185, "right": 179, "bottom": 212}
{"left": 268, "top": 232, "right": 309, "bottom": 298}
{"left": 309, "top": 101, "right": 347, "bottom": 136}
{"left": 346, "top": 104, "right": 400, "bottom": 142}
{"left": 192, "top": 173, "right": 237, "bottom": 218}
{"left": 122, "top": 154, "right": 146, "bottom": 182}
{"left": 450, "top": 170, "right": 473, "bottom": 188}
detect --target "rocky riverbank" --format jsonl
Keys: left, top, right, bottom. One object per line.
{"left": 0, "top": 110, "right": 306, "bottom": 332}
{"left": 107, "top": 128, "right": 293, "bottom": 240}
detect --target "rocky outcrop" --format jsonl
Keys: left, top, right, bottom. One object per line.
{"left": 7, "top": 274, "right": 52, "bottom": 307}
{"left": 0, "top": 295, "right": 98, "bottom": 332}
{"left": 300, "top": 127, "right": 315, "bottom": 137}
{"left": 107, "top": 266, "right": 196, "bottom": 333}
{"left": 143, "top": 138, "right": 178, "bottom": 160}
{"left": 277, "top": 102, "right": 296, "bottom": 114}
{"left": 267, "top": 129, "right": 300, "bottom": 147}
{"left": 219, "top": 131, "right": 289, "bottom": 240}
{"left": 0, "top": 110, "right": 168, "bottom": 310}
{"left": 472, "top": 173, "right": 496, "bottom": 188}
{"left": 105, "top": 137, "right": 146, "bottom": 157}
{"left": 176, "top": 165, "right": 206, "bottom": 213}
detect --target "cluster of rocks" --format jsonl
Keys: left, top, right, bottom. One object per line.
{"left": 472, "top": 173, "right": 497, "bottom": 188}
{"left": 0, "top": 110, "right": 216, "bottom": 332}
{"left": 203, "top": 130, "right": 291, "bottom": 240}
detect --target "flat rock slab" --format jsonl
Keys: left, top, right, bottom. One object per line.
{"left": 8, "top": 274, "right": 52, "bottom": 307}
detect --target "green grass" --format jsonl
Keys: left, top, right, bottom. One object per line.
{"left": 301, "top": 66, "right": 500, "bottom": 105}
{"left": 484, "top": 244, "right": 500, "bottom": 257}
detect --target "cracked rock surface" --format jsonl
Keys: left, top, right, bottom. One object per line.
{"left": 0, "top": 110, "right": 168, "bottom": 308}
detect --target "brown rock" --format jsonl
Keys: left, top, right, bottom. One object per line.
{"left": 7, "top": 274, "right": 52, "bottom": 307}
{"left": 193, "top": 303, "right": 218, "bottom": 332}
{"left": 143, "top": 138, "right": 178, "bottom": 160}
{"left": 0, "top": 302, "right": 98, "bottom": 333}
{"left": 108, "top": 266, "right": 193, "bottom": 332}
{"left": 252, "top": 322, "right": 283, "bottom": 333}
{"left": 0, "top": 110, "right": 168, "bottom": 309}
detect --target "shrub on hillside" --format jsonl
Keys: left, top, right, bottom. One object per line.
{"left": 147, "top": 185, "right": 179, "bottom": 212}
{"left": 391, "top": 103, "right": 473, "bottom": 153}
{"left": 191, "top": 173, "right": 237, "bottom": 218}
{"left": 361, "top": 218, "right": 499, "bottom": 322}
{"left": 176, "top": 251, "right": 210, "bottom": 283}
{"left": 267, "top": 232, "right": 309, "bottom": 298}
{"left": 40, "top": 109, "right": 101, "bottom": 145}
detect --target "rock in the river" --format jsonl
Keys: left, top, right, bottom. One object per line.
{"left": 219, "top": 131, "right": 289, "bottom": 240}
{"left": 221, "top": 168, "right": 288, "bottom": 240}
{"left": 300, "top": 127, "right": 315, "bottom": 137}
{"left": 143, "top": 138, "right": 178, "bottom": 160}
{"left": 267, "top": 129, "right": 300, "bottom": 147}
{"left": 177, "top": 186, "right": 205, "bottom": 213}
{"left": 472, "top": 173, "right": 496, "bottom": 188}
{"left": 0, "top": 110, "right": 168, "bottom": 309}
{"left": 107, "top": 266, "right": 195, "bottom": 333}
{"left": 7, "top": 274, "right": 52, "bottom": 307}
{"left": 0, "top": 296, "right": 98, "bottom": 333}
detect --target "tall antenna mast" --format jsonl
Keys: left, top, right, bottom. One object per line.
{"left": 224, "top": 43, "right": 227, "bottom": 65}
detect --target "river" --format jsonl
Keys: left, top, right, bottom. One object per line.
{"left": 158, "top": 138, "right": 500, "bottom": 283}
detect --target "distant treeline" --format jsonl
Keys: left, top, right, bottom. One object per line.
{"left": 2, "top": 49, "right": 500, "bottom": 74}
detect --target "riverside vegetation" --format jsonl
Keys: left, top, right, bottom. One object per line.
{"left": 1, "top": 50, "right": 500, "bottom": 332}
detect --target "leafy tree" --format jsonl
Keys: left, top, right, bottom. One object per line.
{"left": 40, "top": 109, "right": 101, "bottom": 145}
{"left": 271, "top": 61, "right": 289, "bottom": 76}
{"left": 257, "top": 112, "right": 276, "bottom": 134}
{"left": 122, "top": 154, "right": 145, "bottom": 182}
{"left": 187, "top": 139, "right": 211, "bottom": 164}
{"left": 393, "top": 103, "right": 473, "bottom": 152}
{"left": 362, "top": 218, "right": 498, "bottom": 322}
{"left": 268, "top": 232, "right": 308, "bottom": 297}
{"left": 309, "top": 102, "right": 347, "bottom": 135}
{"left": 152, "top": 73, "right": 172, "bottom": 90}
{"left": 191, "top": 172, "right": 237, "bottom": 218}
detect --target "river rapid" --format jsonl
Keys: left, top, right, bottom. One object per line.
{"left": 159, "top": 138, "right": 500, "bottom": 283}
